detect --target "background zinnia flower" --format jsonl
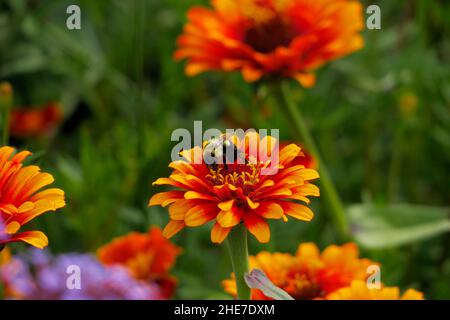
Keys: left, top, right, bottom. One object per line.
{"left": 223, "top": 242, "right": 375, "bottom": 299}
{"left": 0, "top": 249, "right": 163, "bottom": 300}
{"left": 0, "top": 146, "right": 65, "bottom": 249}
{"left": 97, "top": 227, "right": 181, "bottom": 299}
{"left": 10, "top": 103, "right": 63, "bottom": 138}
{"left": 149, "top": 132, "right": 319, "bottom": 244}
{"left": 175, "top": 0, "right": 364, "bottom": 87}
{"left": 327, "top": 280, "right": 424, "bottom": 300}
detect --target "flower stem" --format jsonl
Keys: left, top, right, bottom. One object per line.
{"left": 0, "top": 281, "right": 4, "bottom": 300}
{"left": 0, "top": 82, "right": 13, "bottom": 146}
{"left": 273, "top": 81, "right": 351, "bottom": 241}
{"left": 226, "top": 224, "right": 251, "bottom": 300}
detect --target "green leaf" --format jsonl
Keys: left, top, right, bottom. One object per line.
{"left": 348, "top": 204, "right": 450, "bottom": 249}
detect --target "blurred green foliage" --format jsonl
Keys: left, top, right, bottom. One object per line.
{"left": 0, "top": 0, "right": 449, "bottom": 299}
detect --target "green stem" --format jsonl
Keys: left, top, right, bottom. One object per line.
{"left": 225, "top": 224, "right": 251, "bottom": 300}
{"left": 0, "top": 82, "right": 12, "bottom": 146}
{"left": 273, "top": 81, "right": 351, "bottom": 241}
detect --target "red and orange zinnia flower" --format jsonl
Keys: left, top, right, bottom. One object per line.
{"left": 10, "top": 103, "right": 63, "bottom": 138}
{"left": 175, "top": 0, "right": 364, "bottom": 87}
{"left": 149, "top": 132, "right": 319, "bottom": 244}
{"left": 327, "top": 280, "right": 424, "bottom": 300}
{"left": 0, "top": 146, "right": 65, "bottom": 249}
{"left": 97, "top": 227, "right": 182, "bottom": 299}
{"left": 223, "top": 242, "right": 375, "bottom": 299}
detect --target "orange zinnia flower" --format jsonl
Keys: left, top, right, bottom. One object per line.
{"left": 223, "top": 242, "right": 375, "bottom": 299}
{"left": 175, "top": 0, "right": 364, "bottom": 87}
{"left": 97, "top": 227, "right": 182, "bottom": 299}
{"left": 327, "top": 280, "right": 424, "bottom": 300}
{"left": 0, "top": 146, "right": 65, "bottom": 249}
{"left": 10, "top": 103, "right": 63, "bottom": 138}
{"left": 149, "top": 132, "right": 319, "bottom": 243}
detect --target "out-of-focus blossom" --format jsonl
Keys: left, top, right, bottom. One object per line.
{"left": 0, "top": 146, "right": 65, "bottom": 249}
{"left": 399, "top": 92, "right": 419, "bottom": 119}
{"left": 97, "top": 227, "right": 181, "bottom": 298}
{"left": 175, "top": 0, "right": 364, "bottom": 87}
{"left": 0, "top": 83, "right": 13, "bottom": 107}
{"left": 149, "top": 132, "right": 319, "bottom": 244}
{"left": 223, "top": 243, "right": 375, "bottom": 299}
{"left": 0, "top": 249, "right": 164, "bottom": 300}
{"left": 327, "top": 280, "right": 424, "bottom": 300}
{"left": 10, "top": 103, "right": 63, "bottom": 138}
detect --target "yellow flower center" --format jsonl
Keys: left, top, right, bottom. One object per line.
{"left": 286, "top": 273, "right": 322, "bottom": 300}
{"left": 206, "top": 164, "right": 261, "bottom": 189}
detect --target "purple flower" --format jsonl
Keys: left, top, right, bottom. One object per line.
{"left": 0, "top": 216, "right": 9, "bottom": 242}
{"left": 0, "top": 249, "right": 164, "bottom": 300}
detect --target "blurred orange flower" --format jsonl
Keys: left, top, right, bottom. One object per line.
{"left": 223, "top": 243, "right": 375, "bottom": 299}
{"left": 149, "top": 132, "right": 319, "bottom": 244}
{"left": 0, "top": 146, "right": 66, "bottom": 249}
{"left": 10, "top": 103, "right": 63, "bottom": 138}
{"left": 175, "top": 0, "right": 364, "bottom": 87}
{"left": 97, "top": 227, "right": 182, "bottom": 299}
{"left": 327, "top": 280, "right": 424, "bottom": 300}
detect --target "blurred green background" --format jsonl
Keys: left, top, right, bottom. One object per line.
{"left": 0, "top": 0, "right": 449, "bottom": 299}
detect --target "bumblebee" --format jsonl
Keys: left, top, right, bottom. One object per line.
{"left": 203, "top": 134, "right": 246, "bottom": 170}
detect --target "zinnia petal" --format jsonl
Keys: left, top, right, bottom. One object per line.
{"left": 277, "top": 201, "right": 314, "bottom": 221}
{"left": 255, "top": 202, "right": 284, "bottom": 219}
{"left": 5, "top": 231, "right": 48, "bottom": 249}
{"left": 163, "top": 220, "right": 185, "bottom": 238}
{"left": 148, "top": 191, "right": 185, "bottom": 207}
{"left": 244, "top": 214, "right": 270, "bottom": 243}
{"left": 211, "top": 222, "right": 231, "bottom": 244}
{"left": 185, "top": 203, "right": 218, "bottom": 227}
{"left": 217, "top": 207, "right": 243, "bottom": 228}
